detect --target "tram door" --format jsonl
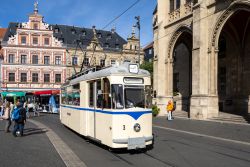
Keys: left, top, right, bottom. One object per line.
{"left": 86, "top": 81, "right": 96, "bottom": 138}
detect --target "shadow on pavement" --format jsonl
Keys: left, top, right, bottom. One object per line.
{"left": 23, "top": 128, "right": 47, "bottom": 136}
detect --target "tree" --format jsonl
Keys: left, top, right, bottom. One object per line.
{"left": 140, "top": 61, "right": 153, "bottom": 74}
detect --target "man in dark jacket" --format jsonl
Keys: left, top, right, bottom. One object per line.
{"left": 12, "top": 102, "right": 26, "bottom": 137}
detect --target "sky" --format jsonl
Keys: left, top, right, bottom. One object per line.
{"left": 0, "top": 0, "right": 157, "bottom": 47}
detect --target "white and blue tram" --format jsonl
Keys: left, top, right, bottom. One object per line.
{"left": 60, "top": 63, "right": 153, "bottom": 150}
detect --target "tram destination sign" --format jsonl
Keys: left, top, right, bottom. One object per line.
{"left": 124, "top": 77, "right": 144, "bottom": 84}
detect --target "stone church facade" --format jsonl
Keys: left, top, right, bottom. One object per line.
{"left": 153, "top": 0, "right": 250, "bottom": 119}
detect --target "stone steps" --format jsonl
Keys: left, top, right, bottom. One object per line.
{"left": 208, "top": 112, "right": 249, "bottom": 124}
{"left": 173, "top": 110, "right": 249, "bottom": 124}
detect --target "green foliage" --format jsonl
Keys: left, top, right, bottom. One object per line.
{"left": 152, "top": 105, "right": 160, "bottom": 117}
{"left": 140, "top": 61, "right": 153, "bottom": 74}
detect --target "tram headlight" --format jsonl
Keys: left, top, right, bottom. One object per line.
{"left": 134, "top": 123, "right": 141, "bottom": 132}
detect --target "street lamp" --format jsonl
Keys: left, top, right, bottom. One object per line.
{"left": 135, "top": 16, "right": 141, "bottom": 64}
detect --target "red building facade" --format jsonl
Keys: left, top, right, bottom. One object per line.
{"left": 1, "top": 5, "right": 67, "bottom": 92}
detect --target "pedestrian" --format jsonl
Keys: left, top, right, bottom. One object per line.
{"left": 0, "top": 101, "right": 12, "bottom": 132}
{"left": 12, "top": 101, "right": 26, "bottom": 137}
{"left": 33, "top": 102, "right": 40, "bottom": 117}
{"left": 0, "top": 101, "right": 4, "bottom": 117}
{"left": 23, "top": 101, "right": 29, "bottom": 119}
{"left": 167, "top": 99, "right": 174, "bottom": 121}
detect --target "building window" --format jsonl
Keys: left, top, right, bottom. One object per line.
{"left": 84, "top": 58, "right": 89, "bottom": 66}
{"left": 170, "top": 0, "right": 180, "bottom": 12}
{"left": 21, "top": 73, "right": 27, "bottom": 82}
{"left": 44, "top": 56, "right": 50, "bottom": 65}
{"left": 105, "top": 43, "right": 110, "bottom": 48}
{"left": 124, "top": 60, "right": 130, "bottom": 63}
{"left": 72, "top": 57, "right": 78, "bottom": 65}
{"left": 97, "top": 33, "right": 102, "bottom": 38}
{"left": 32, "top": 55, "right": 38, "bottom": 64}
{"left": 33, "top": 37, "right": 38, "bottom": 45}
{"left": 34, "top": 23, "right": 38, "bottom": 30}
{"left": 55, "top": 74, "right": 61, "bottom": 83}
{"left": 115, "top": 44, "right": 120, "bottom": 49}
{"left": 100, "top": 59, "right": 105, "bottom": 67}
{"left": 44, "top": 38, "right": 50, "bottom": 45}
{"left": 44, "top": 74, "right": 50, "bottom": 83}
{"left": 8, "top": 54, "right": 15, "bottom": 63}
{"left": 111, "top": 60, "right": 116, "bottom": 65}
{"left": 107, "top": 34, "right": 112, "bottom": 40}
{"left": 55, "top": 56, "right": 61, "bottom": 65}
{"left": 55, "top": 28, "right": 59, "bottom": 33}
{"left": 82, "top": 30, "right": 86, "bottom": 36}
{"left": 21, "top": 36, "right": 26, "bottom": 44}
{"left": 32, "top": 73, "right": 38, "bottom": 83}
{"left": 21, "top": 55, "right": 27, "bottom": 64}
{"left": 8, "top": 73, "right": 15, "bottom": 82}
{"left": 149, "top": 49, "right": 152, "bottom": 55}
{"left": 176, "top": 0, "right": 180, "bottom": 9}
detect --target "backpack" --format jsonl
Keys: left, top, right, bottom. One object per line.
{"left": 11, "top": 108, "right": 21, "bottom": 121}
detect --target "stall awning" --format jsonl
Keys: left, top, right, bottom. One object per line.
{"left": 1, "top": 92, "right": 26, "bottom": 97}
{"left": 33, "top": 90, "right": 60, "bottom": 95}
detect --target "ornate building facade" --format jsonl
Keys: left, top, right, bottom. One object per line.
{"left": 1, "top": 5, "right": 67, "bottom": 92}
{"left": 1, "top": 3, "right": 142, "bottom": 93}
{"left": 153, "top": 0, "right": 250, "bottom": 119}
{"left": 54, "top": 25, "right": 143, "bottom": 77}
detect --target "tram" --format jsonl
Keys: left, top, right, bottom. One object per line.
{"left": 60, "top": 63, "right": 153, "bottom": 150}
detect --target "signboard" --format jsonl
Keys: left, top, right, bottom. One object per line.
{"left": 129, "top": 64, "right": 139, "bottom": 74}
{"left": 124, "top": 77, "right": 144, "bottom": 84}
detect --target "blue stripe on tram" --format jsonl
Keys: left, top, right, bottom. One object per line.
{"left": 61, "top": 105, "right": 152, "bottom": 120}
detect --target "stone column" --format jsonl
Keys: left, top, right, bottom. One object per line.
{"left": 190, "top": 2, "right": 211, "bottom": 120}
{"left": 207, "top": 46, "right": 219, "bottom": 118}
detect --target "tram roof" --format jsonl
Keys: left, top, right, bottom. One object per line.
{"left": 68, "top": 63, "right": 150, "bottom": 85}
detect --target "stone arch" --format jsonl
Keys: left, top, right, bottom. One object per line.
{"left": 211, "top": 1, "right": 250, "bottom": 49}
{"left": 168, "top": 25, "right": 193, "bottom": 113}
{"left": 167, "top": 25, "right": 192, "bottom": 59}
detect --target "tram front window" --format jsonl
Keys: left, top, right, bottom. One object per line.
{"left": 124, "top": 86, "right": 145, "bottom": 108}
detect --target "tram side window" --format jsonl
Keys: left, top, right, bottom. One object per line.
{"left": 103, "top": 78, "right": 111, "bottom": 109}
{"left": 71, "top": 83, "right": 80, "bottom": 106}
{"left": 62, "top": 83, "right": 80, "bottom": 106}
{"left": 111, "top": 84, "right": 124, "bottom": 109}
{"left": 61, "top": 88, "right": 68, "bottom": 105}
{"left": 96, "top": 80, "right": 102, "bottom": 108}
{"left": 89, "top": 82, "right": 94, "bottom": 107}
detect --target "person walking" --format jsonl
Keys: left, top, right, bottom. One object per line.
{"left": 23, "top": 101, "right": 29, "bottom": 119}
{"left": 0, "top": 101, "right": 4, "bottom": 117}
{"left": 167, "top": 100, "right": 174, "bottom": 120}
{"left": 33, "top": 102, "right": 40, "bottom": 117}
{"left": 0, "top": 102, "right": 11, "bottom": 132}
{"left": 12, "top": 101, "right": 26, "bottom": 137}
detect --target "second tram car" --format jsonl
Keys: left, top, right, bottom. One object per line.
{"left": 60, "top": 63, "right": 153, "bottom": 150}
